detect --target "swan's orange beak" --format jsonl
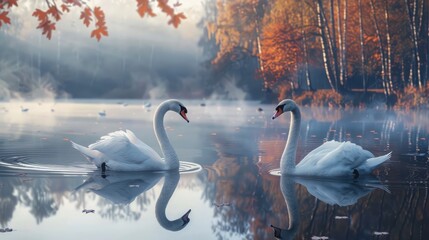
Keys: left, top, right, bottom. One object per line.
{"left": 272, "top": 107, "right": 283, "bottom": 119}
{"left": 180, "top": 109, "right": 189, "bottom": 123}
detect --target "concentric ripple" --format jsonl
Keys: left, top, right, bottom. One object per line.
{"left": 179, "top": 161, "right": 203, "bottom": 174}
{"left": 0, "top": 157, "right": 96, "bottom": 176}
{"left": 0, "top": 157, "right": 202, "bottom": 176}
{"left": 268, "top": 168, "right": 281, "bottom": 176}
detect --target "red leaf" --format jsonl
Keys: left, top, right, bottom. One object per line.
{"left": 93, "top": 6, "right": 105, "bottom": 21}
{"left": 91, "top": 25, "right": 108, "bottom": 41}
{"left": 64, "top": 0, "right": 81, "bottom": 7}
{"left": 37, "top": 20, "right": 56, "bottom": 40}
{"left": 3, "top": 0, "right": 18, "bottom": 8}
{"left": 80, "top": 7, "right": 92, "bottom": 27}
{"left": 47, "top": 6, "right": 61, "bottom": 21}
{"left": 61, "top": 4, "right": 70, "bottom": 13}
{"left": 32, "top": 9, "right": 48, "bottom": 22}
{"left": 93, "top": 6, "right": 106, "bottom": 28}
{"left": 136, "top": 0, "right": 156, "bottom": 18}
{"left": 0, "top": 11, "right": 11, "bottom": 27}
{"left": 158, "top": 0, "right": 174, "bottom": 16}
{"left": 168, "top": 12, "right": 186, "bottom": 28}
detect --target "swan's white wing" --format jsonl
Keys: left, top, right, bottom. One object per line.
{"left": 297, "top": 141, "right": 343, "bottom": 167}
{"left": 296, "top": 141, "right": 374, "bottom": 176}
{"left": 89, "top": 130, "right": 162, "bottom": 165}
{"left": 124, "top": 129, "right": 162, "bottom": 159}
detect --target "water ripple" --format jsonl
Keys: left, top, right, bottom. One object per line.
{"left": 0, "top": 157, "right": 202, "bottom": 176}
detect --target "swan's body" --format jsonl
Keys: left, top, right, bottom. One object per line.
{"left": 272, "top": 99, "right": 391, "bottom": 178}
{"left": 71, "top": 99, "right": 189, "bottom": 172}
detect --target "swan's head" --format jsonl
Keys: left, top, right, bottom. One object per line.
{"left": 272, "top": 99, "right": 297, "bottom": 119}
{"left": 164, "top": 99, "right": 189, "bottom": 123}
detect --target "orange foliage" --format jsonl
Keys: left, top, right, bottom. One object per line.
{"left": 395, "top": 84, "right": 429, "bottom": 109}
{"left": 80, "top": 7, "right": 92, "bottom": 27}
{"left": 295, "top": 90, "right": 343, "bottom": 108}
{"left": 260, "top": 20, "right": 301, "bottom": 87}
{"left": 0, "top": 11, "right": 11, "bottom": 27}
{"left": 0, "top": 0, "right": 186, "bottom": 41}
{"left": 90, "top": 7, "right": 108, "bottom": 41}
{"left": 136, "top": 0, "right": 156, "bottom": 17}
{"left": 0, "top": 0, "right": 17, "bottom": 27}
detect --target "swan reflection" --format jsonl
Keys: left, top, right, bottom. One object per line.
{"left": 76, "top": 171, "right": 191, "bottom": 231}
{"left": 271, "top": 175, "right": 388, "bottom": 239}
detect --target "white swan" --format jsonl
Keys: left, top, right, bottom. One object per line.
{"left": 71, "top": 99, "right": 189, "bottom": 171}
{"left": 76, "top": 172, "right": 191, "bottom": 231}
{"left": 271, "top": 175, "right": 388, "bottom": 239}
{"left": 272, "top": 99, "right": 391, "bottom": 177}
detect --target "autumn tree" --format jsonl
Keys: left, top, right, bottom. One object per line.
{"left": 201, "top": 0, "right": 429, "bottom": 104}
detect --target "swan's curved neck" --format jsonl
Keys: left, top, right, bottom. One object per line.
{"left": 280, "top": 176, "right": 300, "bottom": 236}
{"left": 155, "top": 173, "right": 187, "bottom": 231}
{"left": 281, "top": 106, "right": 301, "bottom": 174}
{"left": 154, "top": 103, "right": 179, "bottom": 170}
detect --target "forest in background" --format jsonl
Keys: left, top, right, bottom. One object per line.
{"left": 199, "top": 0, "right": 429, "bottom": 109}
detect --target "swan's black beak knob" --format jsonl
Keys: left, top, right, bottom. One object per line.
{"left": 271, "top": 225, "right": 284, "bottom": 239}
{"left": 181, "top": 209, "right": 191, "bottom": 226}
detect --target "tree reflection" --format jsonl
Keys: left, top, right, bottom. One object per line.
{"left": 0, "top": 178, "right": 18, "bottom": 228}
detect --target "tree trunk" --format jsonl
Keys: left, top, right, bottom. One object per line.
{"left": 370, "top": 0, "right": 389, "bottom": 96}
{"left": 337, "top": 0, "right": 344, "bottom": 87}
{"left": 253, "top": 4, "right": 267, "bottom": 90}
{"left": 316, "top": 0, "right": 336, "bottom": 91}
{"left": 423, "top": 0, "right": 428, "bottom": 86}
{"left": 328, "top": 0, "right": 340, "bottom": 90}
{"left": 358, "top": 0, "right": 366, "bottom": 92}
{"left": 405, "top": 0, "right": 423, "bottom": 88}
{"left": 384, "top": 0, "right": 393, "bottom": 94}
{"left": 300, "top": 1, "right": 313, "bottom": 91}
{"left": 342, "top": 0, "right": 348, "bottom": 88}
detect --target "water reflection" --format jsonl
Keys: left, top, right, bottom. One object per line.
{"left": 293, "top": 176, "right": 389, "bottom": 207}
{"left": 1, "top": 102, "right": 429, "bottom": 239}
{"left": 0, "top": 174, "right": 82, "bottom": 227}
{"left": 270, "top": 175, "right": 387, "bottom": 239}
{"left": 76, "top": 172, "right": 191, "bottom": 231}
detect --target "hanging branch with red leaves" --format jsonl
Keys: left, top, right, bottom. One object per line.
{"left": 0, "top": 0, "right": 18, "bottom": 27}
{"left": 0, "top": 0, "right": 186, "bottom": 41}
{"left": 137, "top": 0, "right": 186, "bottom": 28}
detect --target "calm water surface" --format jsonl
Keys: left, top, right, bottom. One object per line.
{"left": 0, "top": 100, "right": 428, "bottom": 240}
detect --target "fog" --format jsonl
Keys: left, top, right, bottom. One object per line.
{"left": 0, "top": 0, "right": 255, "bottom": 100}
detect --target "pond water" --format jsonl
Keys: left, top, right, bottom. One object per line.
{"left": 0, "top": 100, "right": 428, "bottom": 240}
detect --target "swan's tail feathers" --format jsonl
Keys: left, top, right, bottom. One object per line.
{"left": 365, "top": 152, "right": 392, "bottom": 171}
{"left": 71, "top": 141, "right": 99, "bottom": 163}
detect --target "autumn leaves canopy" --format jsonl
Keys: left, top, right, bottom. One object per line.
{"left": 0, "top": 0, "right": 186, "bottom": 41}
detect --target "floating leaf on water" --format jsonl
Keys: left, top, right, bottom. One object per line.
{"left": 374, "top": 231, "right": 389, "bottom": 235}
{"left": 311, "top": 236, "right": 329, "bottom": 240}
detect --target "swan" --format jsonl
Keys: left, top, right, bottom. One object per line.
{"left": 71, "top": 99, "right": 189, "bottom": 172}
{"left": 75, "top": 172, "right": 191, "bottom": 231}
{"left": 272, "top": 99, "right": 391, "bottom": 177}
{"left": 271, "top": 176, "right": 300, "bottom": 240}
{"left": 271, "top": 175, "right": 388, "bottom": 239}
